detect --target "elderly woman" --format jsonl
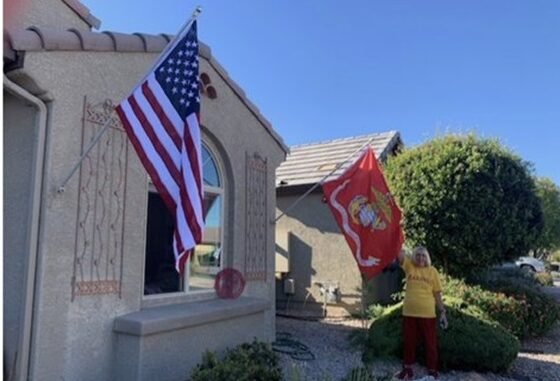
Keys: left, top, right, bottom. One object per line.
{"left": 396, "top": 246, "right": 447, "bottom": 380}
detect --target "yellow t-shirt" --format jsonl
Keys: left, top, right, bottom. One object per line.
{"left": 401, "top": 256, "right": 442, "bottom": 318}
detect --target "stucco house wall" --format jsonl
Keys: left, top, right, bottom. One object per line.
{"left": 4, "top": 3, "right": 286, "bottom": 380}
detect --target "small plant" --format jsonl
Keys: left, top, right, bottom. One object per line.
{"left": 366, "top": 304, "right": 387, "bottom": 320}
{"left": 535, "top": 271, "right": 554, "bottom": 286}
{"left": 191, "top": 340, "right": 282, "bottom": 381}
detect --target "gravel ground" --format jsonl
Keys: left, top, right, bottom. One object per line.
{"left": 275, "top": 316, "right": 560, "bottom": 381}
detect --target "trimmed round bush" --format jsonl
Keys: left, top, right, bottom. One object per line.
{"left": 384, "top": 134, "right": 543, "bottom": 277}
{"left": 364, "top": 300, "right": 520, "bottom": 372}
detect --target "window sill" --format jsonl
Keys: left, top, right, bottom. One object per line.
{"left": 141, "top": 289, "right": 215, "bottom": 309}
{"left": 114, "top": 297, "right": 269, "bottom": 337}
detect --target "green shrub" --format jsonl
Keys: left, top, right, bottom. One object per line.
{"left": 472, "top": 268, "right": 560, "bottom": 337}
{"left": 384, "top": 134, "right": 543, "bottom": 277}
{"left": 534, "top": 178, "right": 560, "bottom": 258}
{"left": 191, "top": 340, "right": 282, "bottom": 381}
{"left": 485, "top": 282, "right": 559, "bottom": 337}
{"left": 442, "top": 274, "right": 529, "bottom": 338}
{"left": 364, "top": 300, "right": 520, "bottom": 372}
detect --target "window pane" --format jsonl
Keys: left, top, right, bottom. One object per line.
{"left": 202, "top": 145, "right": 220, "bottom": 187}
{"left": 144, "top": 144, "right": 224, "bottom": 296}
{"left": 144, "top": 192, "right": 182, "bottom": 295}
{"left": 189, "top": 193, "right": 222, "bottom": 290}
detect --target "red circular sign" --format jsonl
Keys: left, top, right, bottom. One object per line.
{"left": 214, "top": 268, "right": 246, "bottom": 299}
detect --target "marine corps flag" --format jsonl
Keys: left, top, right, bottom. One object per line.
{"left": 322, "top": 147, "right": 404, "bottom": 280}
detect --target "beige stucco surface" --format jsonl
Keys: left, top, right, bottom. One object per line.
{"left": 4, "top": 40, "right": 285, "bottom": 381}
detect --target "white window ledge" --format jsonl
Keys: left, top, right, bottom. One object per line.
{"left": 113, "top": 297, "right": 269, "bottom": 337}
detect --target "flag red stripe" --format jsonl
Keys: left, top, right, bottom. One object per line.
{"left": 174, "top": 229, "right": 185, "bottom": 254}
{"left": 178, "top": 176, "right": 203, "bottom": 243}
{"left": 115, "top": 105, "right": 177, "bottom": 214}
{"left": 183, "top": 122, "right": 203, "bottom": 200}
{"left": 128, "top": 94, "right": 182, "bottom": 182}
{"left": 142, "top": 82, "right": 182, "bottom": 150}
{"left": 176, "top": 248, "right": 190, "bottom": 274}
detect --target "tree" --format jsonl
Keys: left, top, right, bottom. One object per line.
{"left": 534, "top": 177, "right": 560, "bottom": 259}
{"left": 384, "top": 134, "right": 543, "bottom": 277}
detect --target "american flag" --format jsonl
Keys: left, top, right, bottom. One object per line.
{"left": 116, "top": 20, "right": 203, "bottom": 274}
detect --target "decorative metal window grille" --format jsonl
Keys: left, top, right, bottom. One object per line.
{"left": 245, "top": 153, "right": 268, "bottom": 281}
{"left": 72, "top": 98, "right": 128, "bottom": 299}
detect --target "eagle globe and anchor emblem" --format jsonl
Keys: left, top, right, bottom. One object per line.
{"left": 348, "top": 186, "right": 394, "bottom": 230}
{"left": 328, "top": 180, "right": 396, "bottom": 268}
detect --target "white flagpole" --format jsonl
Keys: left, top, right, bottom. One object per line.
{"left": 272, "top": 137, "right": 376, "bottom": 224}
{"left": 57, "top": 6, "right": 202, "bottom": 193}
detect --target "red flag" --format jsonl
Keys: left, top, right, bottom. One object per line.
{"left": 115, "top": 20, "right": 203, "bottom": 274}
{"left": 322, "top": 147, "right": 404, "bottom": 279}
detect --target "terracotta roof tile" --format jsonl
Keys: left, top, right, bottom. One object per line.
{"left": 7, "top": 28, "right": 43, "bottom": 51}
{"left": 102, "top": 31, "right": 145, "bottom": 51}
{"left": 132, "top": 33, "right": 168, "bottom": 53}
{"left": 72, "top": 28, "right": 113, "bottom": 51}
{"left": 28, "top": 26, "right": 82, "bottom": 50}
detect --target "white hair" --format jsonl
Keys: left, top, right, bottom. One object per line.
{"left": 412, "top": 246, "right": 432, "bottom": 266}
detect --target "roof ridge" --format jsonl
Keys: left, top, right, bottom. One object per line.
{"left": 61, "top": 0, "right": 101, "bottom": 29}
{"left": 289, "top": 130, "right": 397, "bottom": 150}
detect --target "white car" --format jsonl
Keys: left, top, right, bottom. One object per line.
{"left": 515, "top": 256, "right": 546, "bottom": 273}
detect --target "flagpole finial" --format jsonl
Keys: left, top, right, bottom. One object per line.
{"left": 192, "top": 6, "right": 202, "bottom": 19}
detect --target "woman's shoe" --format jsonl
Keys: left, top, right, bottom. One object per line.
{"left": 395, "top": 367, "right": 414, "bottom": 380}
{"left": 428, "top": 370, "right": 439, "bottom": 379}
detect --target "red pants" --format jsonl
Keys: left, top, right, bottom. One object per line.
{"left": 402, "top": 316, "right": 438, "bottom": 372}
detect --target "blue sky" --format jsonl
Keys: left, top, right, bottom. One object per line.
{"left": 83, "top": 0, "right": 559, "bottom": 184}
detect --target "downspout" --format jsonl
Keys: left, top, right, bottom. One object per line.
{"left": 4, "top": 75, "right": 49, "bottom": 381}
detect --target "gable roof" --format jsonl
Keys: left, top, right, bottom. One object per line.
{"left": 4, "top": 27, "right": 288, "bottom": 153}
{"left": 276, "top": 131, "right": 402, "bottom": 189}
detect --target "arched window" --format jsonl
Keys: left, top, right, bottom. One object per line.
{"left": 144, "top": 142, "right": 224, "bottom": 295}
{"left": 188, "top": 144, "right": 224, "bottom": 290}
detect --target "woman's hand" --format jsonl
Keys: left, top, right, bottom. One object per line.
{"left": 439, "top": 309, "right": 448, "bottom": 330}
